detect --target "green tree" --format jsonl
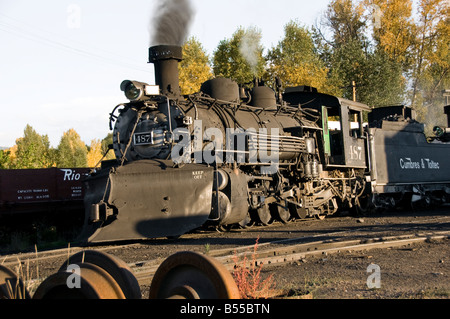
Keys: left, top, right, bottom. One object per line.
{"left": 315, "top": 0, "right": 406, "bottom": 107}
{"left": 365, "top": 0, "right": 415, "bottom": 67}
{"left": 315, "top": 0, "right": 371, "bottom": 101}
{"left": 56, "top": 129, "right": 88, "bottom": 168}
{"left": 409, "top": 0, "right": 449, "bottom": 129}
{"left": 359, "top": 48, "right": 406, "bottom": 106}
{"left": 0, "top": 150, "right": 11, "bottom": 169}
{"left": 324, "top": 0, "right": 367, "bottom": 46}
{"left": 87, "top": 139, "right": 103, "bottom": 168}
{"left": 101, "top": 133, "right": 116, "bottom": 161}
{"left": 11, "top": 125, "right": 54, "bottom": 169}
{"left": 267, "top": 20, "right": 339, "bottom": 95}
{"left": 213, "top": 26, "right": 266, "bottom": 84}
{"left": 179, "top": 37, "right": 213, "bottom": 95}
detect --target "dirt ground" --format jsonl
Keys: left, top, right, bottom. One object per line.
{"left": 265, "top": 238, "right": 449, "bottom": 299}
{"left": 1, "top": 208, "right": 449, "bottom": 300}
{"left": 133, "top": 209, "right": 450, "bottom": 299}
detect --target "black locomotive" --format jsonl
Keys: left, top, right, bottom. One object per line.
{"left": 78, "top": 45, "right": 450, "bottom": 243}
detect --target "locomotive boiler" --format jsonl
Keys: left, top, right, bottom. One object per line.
{"left": 78, "top": 45, "right": 450, "bottom": 244}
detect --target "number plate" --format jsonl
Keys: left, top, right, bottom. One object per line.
{"left": 134, "top": 132, "right": 154, "bottom": 146}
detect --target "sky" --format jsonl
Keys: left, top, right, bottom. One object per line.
{"left": 0, "top": 0, "right": 332, "bottom": 148}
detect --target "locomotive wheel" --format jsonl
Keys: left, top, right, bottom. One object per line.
{"left": 354, "top": 194, "right": 374, "bottom": 216}
{"left": 0, "top": 265, "right": 31, "bottom": 299}
{"left": 289, "top": 204, "right": 307, "bottom": 219}
{"left": 58, "top": 250, "right": 141, "bottom": 299}
{"left": 238, "top": 212, "right": 254, "bottom": 229}
{"left": 271, "top": 203, "right": 291, "bottom": 224}
{"left": 149, "top": 251, "right": 240, "bottom": 299}
{"left": 253, "top": 204, "right": 272, "bottom": 226}
{"left": 217, "top": 224, "right": 232, "bottom": 232}
{"left": 33, "top": 262, "right": 125, "bottom": 299}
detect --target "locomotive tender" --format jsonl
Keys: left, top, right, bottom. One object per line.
{"left": 78, "top": 45, "right": 450, "bottom": 243}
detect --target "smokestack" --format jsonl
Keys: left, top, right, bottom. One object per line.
{"left": 149, "top": 45, "right": 183, "bottom": 98}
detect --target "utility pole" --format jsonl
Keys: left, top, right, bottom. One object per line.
{"left": 352, "top": 81, "right": 356, "bottom": 102}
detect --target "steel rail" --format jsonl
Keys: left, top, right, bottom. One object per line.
{"left": 131, "top": 229, "right": 450, "bottom": 285}
{"left": 2, "top": 215, "right": 449, "bottom": 284}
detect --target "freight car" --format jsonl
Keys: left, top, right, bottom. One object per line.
{"left": 77, "top": 45, "right": 450, "bottom": 244}
{"left": 0, "top": 168, "right": 90, "bottom": 239}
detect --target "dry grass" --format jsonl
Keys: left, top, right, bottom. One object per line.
{"left": 1, "top": 245, "right": 44, "bottom": 298}
{"left": 232, "top": 237, "right": 276, "bottom": 299}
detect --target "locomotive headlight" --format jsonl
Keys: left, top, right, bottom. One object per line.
{"left": 125, "top": 82, "right": 141, "bottom": 100}
{"left": 120, "top": 80, "right": 160, "bottom": 101}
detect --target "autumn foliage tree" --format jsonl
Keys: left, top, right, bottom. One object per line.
{"left": 409, "top": 0, "right": 449, "bottom": 131}
{"left": 56, "top": 129, "right": 88, "bottom": 168}
{"left": 1, "top": 125, "right": 116, "bottom": 169}
{"left": 267, "top": 21, "right": 338, "bottom": 95}
{"left": 0, "top": 150, "right": 11, "bottom": 169}
{"left": 366, "top": 0, "right": 415, "bottom": 66}
{"left": 179, "top": 37, "right": 213, "bottom": 95}
{"left": 8, "top": 125, "right": 54, "bottom": 169}
{"left": 87, "top": 139, "right": 104, "bottom": 168}
{"left": 213, "top": 27, "right": 266, "bottom": 84}
{"left": 313, "top": 0, "right": 407, "bottom": 107}
{"left": 2, "top": 1, "right": 448, "bottom": 167}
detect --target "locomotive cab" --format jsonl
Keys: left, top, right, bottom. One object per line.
{"left": 283, "top": 87, "right": 370, "bottom": 169}
{"left": 328, "top": 99, "right": 370, "bottom": 169}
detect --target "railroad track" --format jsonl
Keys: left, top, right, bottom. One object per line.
{"left": 2, "top": 211, "right": 448, "bottom": 265}
{"left": 0, "top": 243, "right": 132, "bottom": 268}
{"left": 130, "top": 228, "right": 450, "bottom": 285}
{"left": 0, "top": 212, "right": 448, "bottom": 299}
{"left": 2, "top": 214, "right": 449, "bottom": 288}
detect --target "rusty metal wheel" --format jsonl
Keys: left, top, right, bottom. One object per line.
{"left": 271, "top": 202, "right": 291, "bottom": 224}
{"left": 238, "top": 212, "right": 254, "bottom": 229}
{"left": 149, "top": 251, "right": 240, "bottom": 299}
{"left": 0, "top": 265, "right": 30, "bottom": 299}
{"left": 289, "top": 203, "right": 307, "bottom": 219}
{"left": 33, "top": 262, "right": 125, "bottom": 299}
{"left": 58, "top": 250, "right": 141, "bottom": 299}
{"left": 254, "top": 204, "right": 272, "bottom": 226}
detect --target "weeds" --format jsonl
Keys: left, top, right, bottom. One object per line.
{"left": 232, "top": 237, "right": 276, "bottom": 299}
{"left": 204, "top": 243, "right": 211, "bottom": 255}
{"left": 1, "top": 245, "right": 44, "bottom": 298}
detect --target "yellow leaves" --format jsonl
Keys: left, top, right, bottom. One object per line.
{"left": 87, "top": 139, "right": 103, "bottom": 168}
{"left": 179, "top": 37, "right": 213, "bottom": 95}
{"left": 3, "top": 125, "right": 113, "bottom": 169}
{"left": 7, "top": 145, "right": 18, "bottom": 162}
{"left": 179, "top": 61, "right": 212, "bottom": 95}
{"left": 366, "top": 0, "right": 414, "bottom": 63}
{"left": 61, "top": 129, "right": 86, "bottom": 151}
{"left": 274, "top": 62, "right": 332, "bottom": 94}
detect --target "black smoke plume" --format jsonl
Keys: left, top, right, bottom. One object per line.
{"left": 149, "top": 0, "right": 194, "bottom": 46}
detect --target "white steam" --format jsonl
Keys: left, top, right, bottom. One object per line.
{"left": 239, "top": 27, "right": 263, "bottom": 75}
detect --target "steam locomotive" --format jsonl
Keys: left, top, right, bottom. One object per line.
{"left": 78, "top": 45, "right": 450, "bottom": 243}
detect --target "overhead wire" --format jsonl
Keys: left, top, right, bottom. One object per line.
{"left": 0, "top": 13, "right": 151, "bottom": 74}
